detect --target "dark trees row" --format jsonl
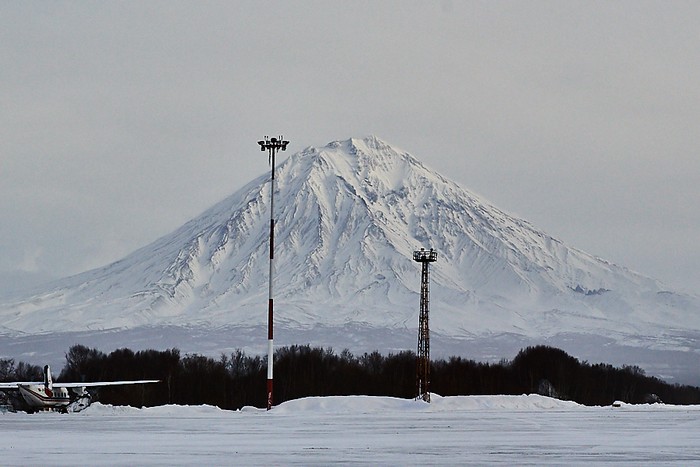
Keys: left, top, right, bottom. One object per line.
{"left": 434, "top": 345, "right": 700, "bottom": 405}
{"left": 3, "top": 344, "right": 700, "bottom": 409}
{"left": 0, "top": 359, "right": 43, "bottom": 382}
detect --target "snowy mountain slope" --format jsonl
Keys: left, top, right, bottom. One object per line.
{"left": 1, "top": 136, "right": 698, "bottom": 356}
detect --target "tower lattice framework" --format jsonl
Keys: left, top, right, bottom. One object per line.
{"left": 413, "top": 248, "right": 437, "bottom": 403}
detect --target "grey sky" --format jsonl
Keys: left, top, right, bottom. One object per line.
{"left": 1, "top": 1, "right": 699, "bottom": 294}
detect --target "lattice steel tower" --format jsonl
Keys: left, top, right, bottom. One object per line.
{"left": 413, "top": 247, "right": 437, "bottom": 402}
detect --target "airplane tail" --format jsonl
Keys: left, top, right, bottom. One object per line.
{"left": 44, "top": 365, "right": 53, "bottom": 390}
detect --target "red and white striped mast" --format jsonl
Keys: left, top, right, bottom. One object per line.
{"left": 257, "top": 135, "right": 289, "bottom": 410}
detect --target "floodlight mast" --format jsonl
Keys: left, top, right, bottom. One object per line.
{"left": 257, "top": 135, "right": 289, "bottom": 411}
{"left": 413, "top": 247, "right": 437, "bottom": 403}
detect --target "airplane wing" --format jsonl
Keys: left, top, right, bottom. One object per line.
{"left": 0, "top": 382, "right": 41, "bottom": 389}
{"left": 53, "top": 380, "right": 160, "bottom": 388}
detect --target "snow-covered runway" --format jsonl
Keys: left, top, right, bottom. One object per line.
{"left": 3, "top": 395, "right": 700, "bottom": 465}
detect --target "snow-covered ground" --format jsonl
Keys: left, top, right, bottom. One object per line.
{"left": 3, "top": 394, "right": 700, "bottom": 465}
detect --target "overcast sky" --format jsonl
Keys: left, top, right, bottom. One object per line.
{"left": 1, "top": 1, "right": 699, "bottom": 295}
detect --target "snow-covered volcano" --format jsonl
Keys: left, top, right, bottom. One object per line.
{"left": 1, "top": 136, "right": 699, "bottom": 380}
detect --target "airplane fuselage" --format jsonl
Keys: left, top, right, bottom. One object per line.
{"left": 17, "top": 384, "right": 71, "bottom": 410}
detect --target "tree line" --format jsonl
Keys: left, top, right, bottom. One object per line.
{"left": 2, "top": 344, "right": 699, "bottom": 409}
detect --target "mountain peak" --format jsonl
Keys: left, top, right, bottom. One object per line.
{"left": 322, "top": 135, "right": 393, "bottom": 152}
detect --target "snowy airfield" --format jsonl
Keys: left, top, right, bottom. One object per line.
{"left": 3, "top": 394, "right": 700, "bottom": 465}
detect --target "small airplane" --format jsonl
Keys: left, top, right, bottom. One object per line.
{"left": 0, "top": 365, "right": 159, "bottom": 413}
